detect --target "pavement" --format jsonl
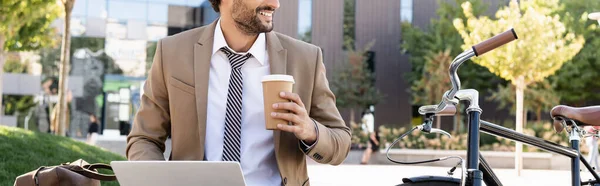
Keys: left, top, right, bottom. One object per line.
{"left": 84, "top": 131, "right": 590, "bottom": 185}
{"left": 307, "top": 164, "right": 590, "bottom": 186}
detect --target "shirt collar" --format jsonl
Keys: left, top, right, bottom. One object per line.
{"left": 212, "top": 18, "right": 267, "bottom": 66}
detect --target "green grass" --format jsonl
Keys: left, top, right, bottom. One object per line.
{"left": 0, "top": 126, "right": 125, "bottom": 186}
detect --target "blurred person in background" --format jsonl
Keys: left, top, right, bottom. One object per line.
{"left": 86, "top": 114, "right": 99, "bottom": 145}
{"left": 585, "top": 126, "right": 600, "bottom": 171}
{"left": 360, "top": 106, "right": 378, "bottom": 165}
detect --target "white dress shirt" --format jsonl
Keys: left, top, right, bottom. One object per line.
{"left": 204, "top": 19, "right": 281, "bottom": 186}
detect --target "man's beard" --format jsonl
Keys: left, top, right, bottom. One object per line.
{"left": 231, "top": 0, "right": 274, "bottom": 35}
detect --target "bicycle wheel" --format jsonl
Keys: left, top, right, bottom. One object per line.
{"left": 397, "top": 181, "right": 459, "bottom": 186}
{"left": 397, "top": 176, "right": 460, "bottom": 186}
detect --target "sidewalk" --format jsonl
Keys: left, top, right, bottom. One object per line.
{"left": 307, "top": 164, "right": 587, "bottom": 186}
{"left": 81, "top": 132, "right": 589, "bottom": 185}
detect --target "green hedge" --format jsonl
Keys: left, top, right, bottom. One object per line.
{"left": 353, "top": 121, "right": 579, "bottom": 153}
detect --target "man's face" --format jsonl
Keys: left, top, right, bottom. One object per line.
{"left": 230, "top": 0, "right": 280, "bottom": 34}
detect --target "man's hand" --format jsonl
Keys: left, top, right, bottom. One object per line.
{"left": 271, "top": 92, "right": 317, "bottom": 144}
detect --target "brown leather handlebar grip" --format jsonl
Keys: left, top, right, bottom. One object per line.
{"left": 436, "top": 105, "right": 457, "bottom": 116}
{"left": 472, "top": 28, "right": 518, "bottom": 56}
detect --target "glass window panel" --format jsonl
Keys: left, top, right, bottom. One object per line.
{"left": 400, "top": 0, "right": 413, "bottom": 23}
{"left": 148, "top": 3, "right": 168, "bottom": 25}
{"left": 70, "top": 17, "right": 87, "bottom": 37}
{"left": 297, "top": 0, "right": 312, "bottom": 43}
{"left": 187, "top": 0, "right": 207, "bottom": 6}
{"left": 88, "top": 0, "right": 107, "bottom": 18}
{"left": 86, "top": 17, "right": 107, "bottom": 37}
{"left": 106, "top": 22, "right": 127, "bottom": 39}
{"left": 147, "top": 26, "right": 168, "bottom": 41}
{"left": 73, "top": 0, "right": 87, "bottom": 17}
{"left": 108, "top": 1, "right": 147, "bottom": 21}
{"left": 201, "top": 5, "right": 219, "bottom": 26}
{"left": 127, "top": 20, "right": 147, "bottom": 40}
{"left": 149, "top": 0, "right": 186, "bottom": 6}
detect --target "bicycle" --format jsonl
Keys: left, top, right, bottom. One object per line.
{"left": 385, "top": 28, "right": 600, "bottom": 186}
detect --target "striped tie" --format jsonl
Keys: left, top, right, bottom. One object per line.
{"left": 220, "top": 47, "right": 252, "bottom": 162}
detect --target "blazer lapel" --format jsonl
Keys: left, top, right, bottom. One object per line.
{"left": 194, "top": 20, "right": 217, "bottom": 160}
{"left": 266, "top": 31, "right": 287, "bottom": 162}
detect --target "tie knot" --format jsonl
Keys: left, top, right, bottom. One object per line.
{"left": 220, "top": 47, "right": 252, "bottom": 70}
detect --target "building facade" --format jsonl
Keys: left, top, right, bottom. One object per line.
{"left": 61, "top": 0, "right": 512, "bottom": 131}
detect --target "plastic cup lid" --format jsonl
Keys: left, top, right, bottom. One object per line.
{"left": 261, "top": 75, "right": 295, "bottom": 83}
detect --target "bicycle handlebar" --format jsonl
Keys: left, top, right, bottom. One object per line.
{"left": 472, "top": 28, "right": 518, "bottom": 56}
{"left": 421, "top": 28, "right": 518, "bottom": 115}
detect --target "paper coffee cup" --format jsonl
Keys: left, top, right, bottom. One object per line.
{"left": 262, "top": 75, "right": 295, "bottom": 130}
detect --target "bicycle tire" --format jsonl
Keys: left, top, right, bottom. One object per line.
{"left": 396, "top": 181, "right": 459, "bottom": 186}
{"left": 397, "top": 176, "right": 460, "bottom": 186}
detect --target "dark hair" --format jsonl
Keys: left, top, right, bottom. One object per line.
{"left": 209, "top": 0, "right": 221, "bottom": 12}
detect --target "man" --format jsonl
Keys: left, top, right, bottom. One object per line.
{"left": 126, "top": 0, "right": 351, "bottom": 185}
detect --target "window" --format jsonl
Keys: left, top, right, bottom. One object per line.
{"left": 87, "top": 0, "right": 107, "bottom": 18}
{"left": 297, "top": 0, "right": 312, "bottom": 43}
{"left": 148, "top": 3, "right": 168, "bottom": 25}
{"left": 127, "top": 20, "right": 147, "bottom": 40}
{"left": 187, "top": 0, "right": 207, "bottom": 6}
{"left": 70, "top": 17, "right": 87, "bottom": 37}
{"left": 400, "top": 0, "right": 413, "bottom": 23}
{"left": 147, "top": 26, "right": 168, "bottom": 41}
{"left": 86, "top": 17, "right": 107, "bottom": 37}
{"left": 148, "top": 0, "right": 186, "bottom": 6}
{"left": 106, "top": 22, "right": 127, "bottom": 39}
{"left": 72, "top": 0, "right": 87, "bottom": 17}
{"left": 108, "top": 1, "right": 147, "bottom": 22}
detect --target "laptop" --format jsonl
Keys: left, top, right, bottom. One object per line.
{"left": 110, "top": 161, "right": 247, "bottom": 186}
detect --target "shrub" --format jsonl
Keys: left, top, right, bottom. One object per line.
{"left": 377, "top": 121, "right": 583, "bottom": 153}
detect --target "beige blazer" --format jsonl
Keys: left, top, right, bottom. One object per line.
{"left": 126, "top": 21, "right": 351, "bottom": 186}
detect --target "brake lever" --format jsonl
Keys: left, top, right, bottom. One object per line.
{"left": 431, "top": 128, "right": 452, "bottom": 138}
{"left": 418, "top": 114, "right": 452, "bottom": 138}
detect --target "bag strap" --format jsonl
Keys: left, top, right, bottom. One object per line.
{"left": 32, "top": 166, "right": 47, "bottom": 186}
{"left": 70, "top": 164, "right": 117, "bottom": 181}
{"left": 84, "top": 163, "right": 113, "bottom": 171}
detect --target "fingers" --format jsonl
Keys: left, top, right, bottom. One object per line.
{"left": 279, "top": 92, "right": 305, "bottom": 108}
{"left": 271, "top": 112, "right": 302, "bottom": 124}
{"left": 273, "top": 102, "right": 304, "bottom": 115}
{"left": 277, "top": 124, "right": 303, "bottom": 134}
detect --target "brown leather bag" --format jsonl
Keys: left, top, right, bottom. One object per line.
{"left": 13, "top": 159, "right": 117, "bottom": 186}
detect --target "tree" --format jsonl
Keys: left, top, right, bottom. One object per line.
{"left": 411, "top": 49, "right": 453, "bottom": 130}
{"left": 54, "top": 0, "right": 76, "bottom": 136}
{"left": 454, "top": 0, "right": 584, "bottom": 175}
{"left": 146, "top": 41, "right": 158, "bottom": 76}
{"left": 38, "top": 48, "right": 61, "bottom": 76}
{"left": 299, "top": 30, "right": 312, "bottom": 44}
{"left": 550, "top": 0, "right": 600, "bottom": 106}
{"left": 343, "top": 0, "right": 355, "bottom": 50}
{"left": 1, "top": 0, "right": 60, "bottom": 122}
{"left": 330, "top": 41, "right": 383, "bottom": 124}
{"left": 487, "top": 80, "right": 560, "bottom": 122}
{"left": 401, "top": 0, "right": 504, "bottom": 130}
{"left": 402, "top": 0, "right": 502, "bottom": 92}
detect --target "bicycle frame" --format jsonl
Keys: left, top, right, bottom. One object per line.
{"left": 408, "top": 28, "right": 600, "bottom": 186}
{"left": 463, "top": 113, "right": 600, "bottom": 186}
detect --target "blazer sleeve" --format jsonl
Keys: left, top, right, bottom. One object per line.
{"left": 126, "top": 40, "right": 170, "bottom": 160}
{"left": 303, "top": 47, "right": 352, "bottom": 165}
